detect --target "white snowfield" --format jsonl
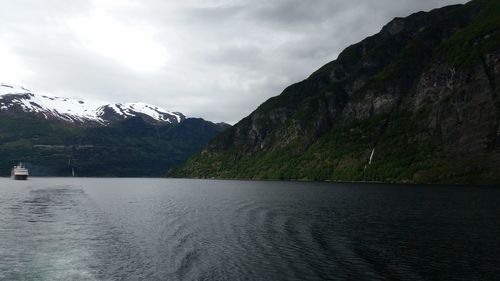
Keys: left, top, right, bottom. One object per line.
{"left": 0, "top": 83, "right": 184, "bottom": 124}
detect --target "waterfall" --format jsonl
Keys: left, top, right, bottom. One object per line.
{"left": 368, "top": 148, "right": 375, "bottom": 165}
{"left": 364, "top": 148, "right": 376, "bottom": 171}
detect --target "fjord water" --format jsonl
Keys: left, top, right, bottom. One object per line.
{"left": 0, "top": 178, "right": 498, "bottom": 281}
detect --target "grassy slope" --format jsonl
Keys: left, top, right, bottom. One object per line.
{"left": 0, "top": 116, "right": 225, "bottom": 177}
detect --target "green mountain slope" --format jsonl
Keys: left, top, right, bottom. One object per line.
{"left": 171, "top": 0, "right": 500, "bottom": 184}
{"left": 0, "top": 116, "right": 228, "bottom": 177}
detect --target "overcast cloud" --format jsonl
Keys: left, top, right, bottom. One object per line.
{"left": 0, "top": 0, "right": 467, "bottom": 123}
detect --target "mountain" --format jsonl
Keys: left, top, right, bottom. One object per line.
{"left": 0, "top": 84, "right": 229, "bottom": 177}
{"left": 171, "top": 0, "right": 500, "bottom": 184}
{"left": 0, "top": 83, "right": 185, "bottom": 124}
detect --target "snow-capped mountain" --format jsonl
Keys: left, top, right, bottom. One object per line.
{"left": 0, "top": 83, "right": 185, "bottom": 125}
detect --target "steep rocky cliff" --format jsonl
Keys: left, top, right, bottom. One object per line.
{"left": 171, "top": 0, "right": 500, "bottom": 184}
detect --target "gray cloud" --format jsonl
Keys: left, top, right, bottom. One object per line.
{"left": 0, "top": 0, "right": 467, "bottom": 124}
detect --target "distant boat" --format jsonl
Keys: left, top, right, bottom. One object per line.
{"left": 11, "top": 163, "right": 29, "bottom": 180}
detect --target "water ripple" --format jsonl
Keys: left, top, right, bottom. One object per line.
{"left": 0, "top": 178, "right": 499, "bottom": 280}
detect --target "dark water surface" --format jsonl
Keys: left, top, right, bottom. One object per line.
{"left": 0, "top": 178, "right": 499, "bottom": 280}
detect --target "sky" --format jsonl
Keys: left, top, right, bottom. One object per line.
{"left": 0, "top": 0, "right": 467, "bottom": 124}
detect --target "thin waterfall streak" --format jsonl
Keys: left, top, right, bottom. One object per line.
{"left": 368, "top": 148, "right": 375, "bottom": 165}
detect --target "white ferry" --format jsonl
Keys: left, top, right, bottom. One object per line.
{"left": 11, "top": 163, "right": 29, "bottom": 180}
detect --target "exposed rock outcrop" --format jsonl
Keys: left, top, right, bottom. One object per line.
{"left": 171, "top": 0, "right": 500, "bottom": 184}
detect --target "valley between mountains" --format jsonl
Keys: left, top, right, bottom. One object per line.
{"left": 1, "top": 0, "right": 498, "bottom": 184}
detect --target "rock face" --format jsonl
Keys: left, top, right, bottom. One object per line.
{"left": 171, "top": 0, "right": 500, "bottom": 184}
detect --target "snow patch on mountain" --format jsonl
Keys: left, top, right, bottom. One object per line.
{"left": 0, "top": 83, "right": 185, "bottom": 124}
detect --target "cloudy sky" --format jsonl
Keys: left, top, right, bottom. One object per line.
{"left": 0, "top": 0, "right": 466, "bottom": 123}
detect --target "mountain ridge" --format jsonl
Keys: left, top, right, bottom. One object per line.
{"left": 0, "top": 83, "right": 185, "bottom": 125}
{"left": 0, "top": 83, "right": 230, "bottom": 177}
{"left": 171, "top": 0, "right": 500, "bottom": 184}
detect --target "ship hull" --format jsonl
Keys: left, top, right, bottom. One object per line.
{"left": 13, "top": 175, "right": 28, "bottom": 180}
